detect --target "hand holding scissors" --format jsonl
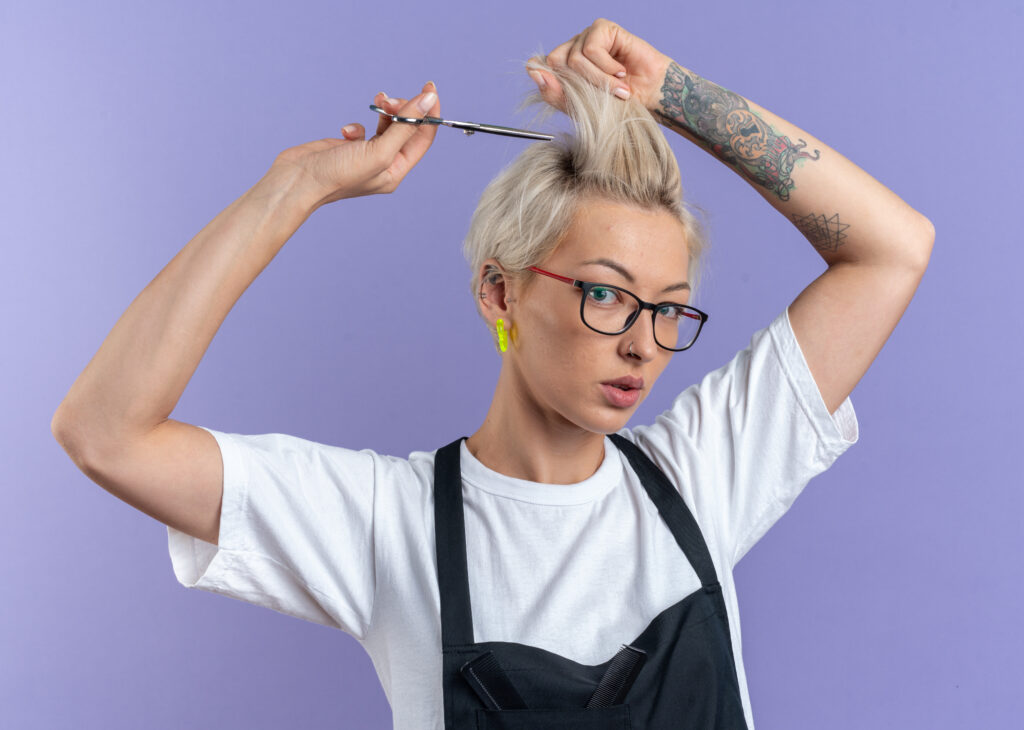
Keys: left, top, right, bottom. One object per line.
{"left": 271, "top": 83, "right": 443, "bottom": 209}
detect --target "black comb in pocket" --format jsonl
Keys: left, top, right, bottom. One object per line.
{"left": 460, "top": 651, "right": 529, "bottom": 710}
{"left": 586, "top": 645, "right": 647, "bottom": 708}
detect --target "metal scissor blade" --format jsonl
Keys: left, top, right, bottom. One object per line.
{"left": 446, "top": 119, "right": 553, "bottom": 141}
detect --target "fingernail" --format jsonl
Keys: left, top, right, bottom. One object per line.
{"left": 425, "top": 80, "right": 436, "bottom": 91}
{"left": 615, "top": 70, "right": 626, "bottom": 78}
{"left": 417, "top": 91, "right": 437, "bottom": 112}
{"left": 386, "top": 96, "right": 399, "bottom": 106}
{"left": 614, "top": 87, "right": 630, "bottom": 100}
{"left": 528, "top": 70, "right": 546, "bottom": 89}
{"left": 343, "top": 124, "right": 357, "bottom": 134}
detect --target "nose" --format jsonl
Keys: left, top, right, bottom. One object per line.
{"left": 623, "top": 309, "right": 659, "bottom": 359}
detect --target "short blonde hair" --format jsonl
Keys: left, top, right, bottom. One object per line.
{"left": 463, "top": 54, "right": 709, "bottom": 350}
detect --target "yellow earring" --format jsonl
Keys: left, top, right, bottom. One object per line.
{"left": 496, "top": 318, "right": 508, "bottom": 352}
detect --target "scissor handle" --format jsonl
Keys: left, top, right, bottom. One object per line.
{"left": 369, "top": 104, "right": 440, "bottom": 125}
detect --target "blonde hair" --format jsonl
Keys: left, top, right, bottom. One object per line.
{"left": 463, "top": 54, "right": 709, "bottom": 351}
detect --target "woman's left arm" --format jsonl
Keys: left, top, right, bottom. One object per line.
{"left": 530, "top": 20, "right": 934, "bottom": 415}
{"left": 652, "top": 59, "right": 934, "bottom": 414}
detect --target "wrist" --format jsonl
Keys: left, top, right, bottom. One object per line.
{"left": 645, "top": 53, "right": 677, "bottom": 116}
{"left": 256, "top": 163, "right": 326, "bottom": 216}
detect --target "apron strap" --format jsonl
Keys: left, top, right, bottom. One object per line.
{"left": 608, "top": 433, "right": 721, "bottom": 588}
{"left": 434, "top": 436, "right": 475, "bottom": 648}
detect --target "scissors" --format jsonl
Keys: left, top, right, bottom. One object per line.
{"left": 369, "top": 104, "right": 553, "bottom": 141}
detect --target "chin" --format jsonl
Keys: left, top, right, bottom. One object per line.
{"left": 584, "top": 411, "right": 634, "bottom": 436}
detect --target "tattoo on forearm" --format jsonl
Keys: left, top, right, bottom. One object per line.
{"left": 654, "top": 62, "right": 821, "bottom": 201}
{"left": 791, "top": 211, "right": 850, "bottom": 253}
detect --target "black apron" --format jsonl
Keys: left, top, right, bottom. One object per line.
{"left": 432, "top": 434, "right": 750, "bottom": 729}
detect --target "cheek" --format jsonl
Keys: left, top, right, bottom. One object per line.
{"left": 546, "top": 338, "right": 617, "bottom": 406}
{"left": 523, "top": 301, "right": 587, "bottom": 352}
{"left": 546, "top": 314, "right": 607, "bottom": 364}
{"left": 522, "top": 327, "right": 602, "bottom": 394}
{"left": 519, "top": 303, "right": 617, "bottom": 392}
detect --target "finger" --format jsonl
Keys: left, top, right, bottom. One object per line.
{"left": 375, "top": 92, "right": 406, "bottom": 137}
{"left": 567, "top": 31, "right": 621, "bottom": 95}
{"left": 374, "top": 92, "right": 389, "bottom": 136}
{"left": 580, "top": 24, "right": 630, "bottom": 80}
{"left": 371, "top": 82, "right": 440, "bottom": 175}
{"left": 387, "top": 81, "right": 441, "bottom": 174}
{"left": 341, "top": 123, "right": 365, "bottom": 139}
{"left": 565, "top": 33, "right": 626, "bottom": 99}
{"left": 545, "top": 34, "right": 578, "bottom": 73}
{"left": 526, "top": 57, "right": 565, "bottom": 110}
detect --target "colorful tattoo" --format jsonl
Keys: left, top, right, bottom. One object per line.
{"left": 790, "top": 211, "right": 850, "bottom": 253}
{"left": 654, "top": 62, "right": 821, "bottom": 201}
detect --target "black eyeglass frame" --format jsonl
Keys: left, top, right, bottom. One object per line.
{"left": 526, "top": 265, "right": 710, "bottom": 352}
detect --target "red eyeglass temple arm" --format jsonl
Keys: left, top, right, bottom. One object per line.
{"left": 527, "top": 266, "right": 577, "bottom": 285}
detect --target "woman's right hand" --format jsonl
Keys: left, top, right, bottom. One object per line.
{"left": 272, "top": 81, "right": 440, "bottom": 209}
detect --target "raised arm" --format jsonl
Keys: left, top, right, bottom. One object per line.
{"left": 529, "top": 19, "right": 934, "bottom": 414}
{"left": 51, "top": 85, "right": 441, "bottom": 543}
{"left": 650, "top": 59, "right": 933, "bottom": 413}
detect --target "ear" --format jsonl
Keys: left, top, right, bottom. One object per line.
{"left": 478, "top": 260, "right": 516, "bottom": 319}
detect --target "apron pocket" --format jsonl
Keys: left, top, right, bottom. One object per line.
{"left": 475, "top": 704, "right": 631, "bottom": 729}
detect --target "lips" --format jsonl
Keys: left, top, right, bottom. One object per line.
{"left": 601, "top": 383, "right": 642, "bottom": 407}
{"left": 601, "top": 375, "right": 644, "bottom": 390}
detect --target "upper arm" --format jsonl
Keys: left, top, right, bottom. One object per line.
{"left": 61, "top": 418, "right": 224, "bottom": 545}
{"left": 787, "top": 238, "right": 932, "bottom": 415}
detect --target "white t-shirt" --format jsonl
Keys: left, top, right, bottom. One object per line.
{"left": 168, "top": 305, "right": 859, "bottom": 729}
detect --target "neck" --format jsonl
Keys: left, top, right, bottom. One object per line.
{"left": 465, "top": 363, "right": 606, "bottom": 484}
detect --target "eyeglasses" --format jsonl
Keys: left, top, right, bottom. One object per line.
{"left": 370, "top": 104, "right": 554, "bottom": 141}
{"left": 527, "top": 265, "right": 709, "bottom": 352}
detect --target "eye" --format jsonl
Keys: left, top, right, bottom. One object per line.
{"left": 587, "top": 286, "right": 621, "bottom": 305}
{"left": 656, "top": 304, "right": 698, "bottom": 321}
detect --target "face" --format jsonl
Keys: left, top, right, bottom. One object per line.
{"left": 483, "top": 197, "right": 691, "bottom": 436}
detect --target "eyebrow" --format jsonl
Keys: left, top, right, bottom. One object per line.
{"left": 580, "top": 258, "right": 691, "bottom": 293}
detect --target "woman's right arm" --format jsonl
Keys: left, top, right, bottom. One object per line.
{"left": 51, "top": 83, "right": 440, "bottom": 544}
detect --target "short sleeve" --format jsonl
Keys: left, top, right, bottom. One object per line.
{"left": 166, "top": 427, "right": 377, "bottom": 640}
{"left": 623, "top": 305, "right": 859, "bottom": 568}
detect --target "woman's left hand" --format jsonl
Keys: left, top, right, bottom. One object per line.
{"left": 527, "top": 18, "right": 672, "bottom": 114}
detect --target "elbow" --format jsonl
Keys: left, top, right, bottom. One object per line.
{"left": 910, "top": 214, "right": 935, "bottom": 271}
{"left": 51, "top": 403, "right": 93, "bottom": 470}
{"left": 51, "top": 405, "right": 70, "bottom": 446}
{"left": 51, "top": 400, "right": 78, "bottom": 446}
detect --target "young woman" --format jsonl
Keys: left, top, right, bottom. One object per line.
{"left": 52, "top": 18, "right": 932, "bottom": 730}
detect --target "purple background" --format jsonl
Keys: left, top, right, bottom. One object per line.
{"left": 5, "top": 0, "right": 1020, "bottom": 727}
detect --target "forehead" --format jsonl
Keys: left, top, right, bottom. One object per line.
{"left": 557, "top": 198, "right": 690, "bottom": 278}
